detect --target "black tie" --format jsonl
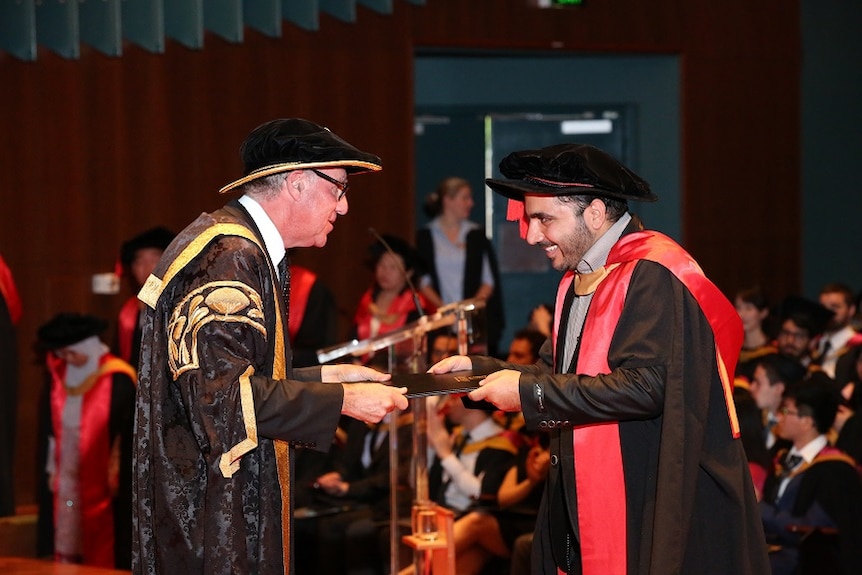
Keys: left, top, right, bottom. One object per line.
{"left": 453, "top": 431, "right": 470, "bottom": 457}
{"left": 812, "top": 339, "right": 832, "bottom": 366}
{"left": 277, "top": 254, "right": 290, "bottom": 324}
{"left": 779, "top": 453, "right": 803, "bottom": 478}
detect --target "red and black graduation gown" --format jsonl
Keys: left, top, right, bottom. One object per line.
{"left": 473, "top": 223, "right": 769, "bottom": 575}
{"left": 37, "top": 352, "right": 136, "bottom": 568}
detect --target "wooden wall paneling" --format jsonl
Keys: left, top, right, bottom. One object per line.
{"left": 679, "top": 1, "right": 802, "bottom": 299}
{"left": 0, "top": 0, "right": 803, "bottom": 510}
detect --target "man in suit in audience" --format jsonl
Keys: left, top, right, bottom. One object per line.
{"left": 760, "top": 380, "right": 862, "bottom": 575}
{"left": 813, "top": 282, "right": 862, "bottom": 381}
{"left": 749, "top": 353, "right": 807, "bottom": 454}
{"left": 776, "top": 296, "right": 834, "bottom": 370}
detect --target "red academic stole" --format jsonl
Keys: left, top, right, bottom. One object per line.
{"left": 0, "top": 254, "right": 22, "bottom": 325}
{"left": 47, "top": 353, "right": 137, "bottom": 567}
{"left": 354, "top": 288, "right": 422, "bottom": 341}
{"left": 288, "top": 266, "right": 318, "bottom": 340}
{"left": 116, "top": 296, "right": 139, "bottom": 363}
{"left": 552, "top": 230, "right": 742, "bottom": 575}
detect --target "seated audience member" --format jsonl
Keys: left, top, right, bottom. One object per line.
{"left": 813, "top": 282, "right": 862, "bottom": 380}
{"left": 834, "top": 345, "right": 862, "bottom": 464}
{"left": 288, "top": 259, "right": 339, "bottom": 368}
{"left": 116, "top": 226, "right": 174, "bottom": 368}
{"left": 36, "top": 313, "right": 136, "bottom": 568}
{"left": 734, "top": 385, "right": 773, "bottom": 500}
{"left": 351, "top": 234, "right": 433, "bottom": 369}
{"left": 427, "top": 396, "right": 516, "bottom": 517}
{"left": 749, "top": 353, "right": 807, "bottom": 455}
{"left": 526, "top": 303, "right": 553, "bottom": 338}
{"left": 760, "top": 381, "right": 862, "bottom": 575}
{"left": 428, "top": 329, "right": 459, "bottom": 367}
{"left": 400, "top": 396, "right": 516, "bottom": 575}
{"left": 449, "top": 430, "right": 551, "bottom": 575}
{"left": 776, "top": 295, "right": 834, "bottom": 369}
{"left": 307, "top": 414, "right": 413, "bottom": 575}
{"left": 734, "top": 285, "right": 777, "bottom": 384}
{"left": 505, "top": 328, "right": 546, "bottom": 365}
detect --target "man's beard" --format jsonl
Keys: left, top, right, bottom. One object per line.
{"left": 554, "top": 216, "right": 595, "bottom": 272}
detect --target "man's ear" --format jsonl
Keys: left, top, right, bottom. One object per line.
{"left": 584, "top": 198, "right": 608, "bottom": 231}
{"left": 285, "top": 170, "right": 304, "bottom": 199}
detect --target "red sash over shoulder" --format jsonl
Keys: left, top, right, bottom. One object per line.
{"left": 552, "top": 230, "right": 743, "bottom": 575}
{"left": 0, "top": 254, "right": 22, "bottom": 325}
{"left": 116, "top": 297, "right": 139, "bottom": 363}
{"left": 47, "top": 353, "right": 136, "bottom": 567}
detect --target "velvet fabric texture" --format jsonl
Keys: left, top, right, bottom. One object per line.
{"left": 486, "top": 143, "right": 657, "bottom": 202}
{"left": 219, "top": 118, "right": 383, "bottom": 194}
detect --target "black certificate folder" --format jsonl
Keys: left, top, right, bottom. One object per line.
{"left": 389, "top": 370, "right": 487, "bottom": 398}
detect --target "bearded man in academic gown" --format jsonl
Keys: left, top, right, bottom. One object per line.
{"left": 429, "top": 144, "right": 770, "bottom": 574}
{"left": 35, "top": 313, "right": 136, "bottom": 568}
{"left": 132, "top": 119, "right": 408, "bottom": 575}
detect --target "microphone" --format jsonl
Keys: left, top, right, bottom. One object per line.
{"left": 368, "top": 227, "right": 426, "bottom": 319}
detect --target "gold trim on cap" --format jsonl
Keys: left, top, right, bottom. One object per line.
{"left": 218, "top": 160, "right": 383, "bottom": 194}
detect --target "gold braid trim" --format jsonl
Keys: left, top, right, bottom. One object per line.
{"left": 219, "top": 365, "right": 259, "bottom": 478}
{"left": 137, "top": 220, "right": 291, "bottom": 561}
{"left": 461, "top": 434, "right": 519, "bottom": 456}
{"left": 138, "top": 223, "right": 265, "bottom": 309}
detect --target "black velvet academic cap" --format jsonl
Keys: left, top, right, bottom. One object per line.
{"left": 37, "top": 312, "right": 108, "bottom": 350}
{"left": 778, "top": 295, "right": 834, "bottom": 337}
{"left": 485, "top": 143, "right": 657, "bottom": 203}
{"left": 120, "top": 226, "right": 175, "bottom": 268}
{"left": 219, "top": 118, "right": 383, "bottom": 194}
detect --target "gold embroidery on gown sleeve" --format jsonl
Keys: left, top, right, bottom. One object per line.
{"left": 168, "top": 280, "right": 267, "bottom": 380}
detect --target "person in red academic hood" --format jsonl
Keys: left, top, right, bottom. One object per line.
{"left": 35, "top": 313, "right": 136, "bottom": 568}
{"left": 116, "top": 226, "right": 174, "bottom": 369}
{"left": 429, "top": 143, "right": 769, "bottom": 575}
{"left": 350, "top": 233, "right": 435, "bottom": 369}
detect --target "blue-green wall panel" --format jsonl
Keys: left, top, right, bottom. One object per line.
{"left": 800, "top": 0, "right": 862, "bottom": 298}
{"left": 0, "top": 0, "right": 36, "bottom": 61}
{"left": 123, "top": 0, "right": 165, "bottom": 53}
{"left": 35, "top": 0, "right": 79, "bottom": 59}
{"left": 165, "top": 0, "right": 204, "bottom": 49}
{"left": 358, "top": 0, "right": 393, "bottom": 14}
{"left": 320, "top": 0, "right": 356, "bottom": 23}
{"left": 204, "top": 0, "right": 243, "bottom": 43}
{"left": 243, "top": 0, "right": 281, "bottom": 37}
{"left": 79, "top": 0, "right": 122, "bottom": 56}
{"left": 283, "top": 0, "right": 319, "bottom": 31}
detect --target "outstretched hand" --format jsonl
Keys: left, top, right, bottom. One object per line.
{"left": 322, "top": 363, "right": 392, "bottom": 383}
{"left": 341, "top": 382, "right": 408, "bottom": 423}
{"left": 427, "top": 355, "right": 472, "bottom": 374}
{"left": 467, "top": 369, "right": 522, "bottom": 412}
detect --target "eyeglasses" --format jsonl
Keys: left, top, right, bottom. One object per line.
{"left": 779, "top": 407, "right": 800, "bottom": 417}
{"left": 311, "top": 169, "right": 349, "bottom": 201}
{"left": 778, "top": 329, "right": 808, "bottom": 341}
